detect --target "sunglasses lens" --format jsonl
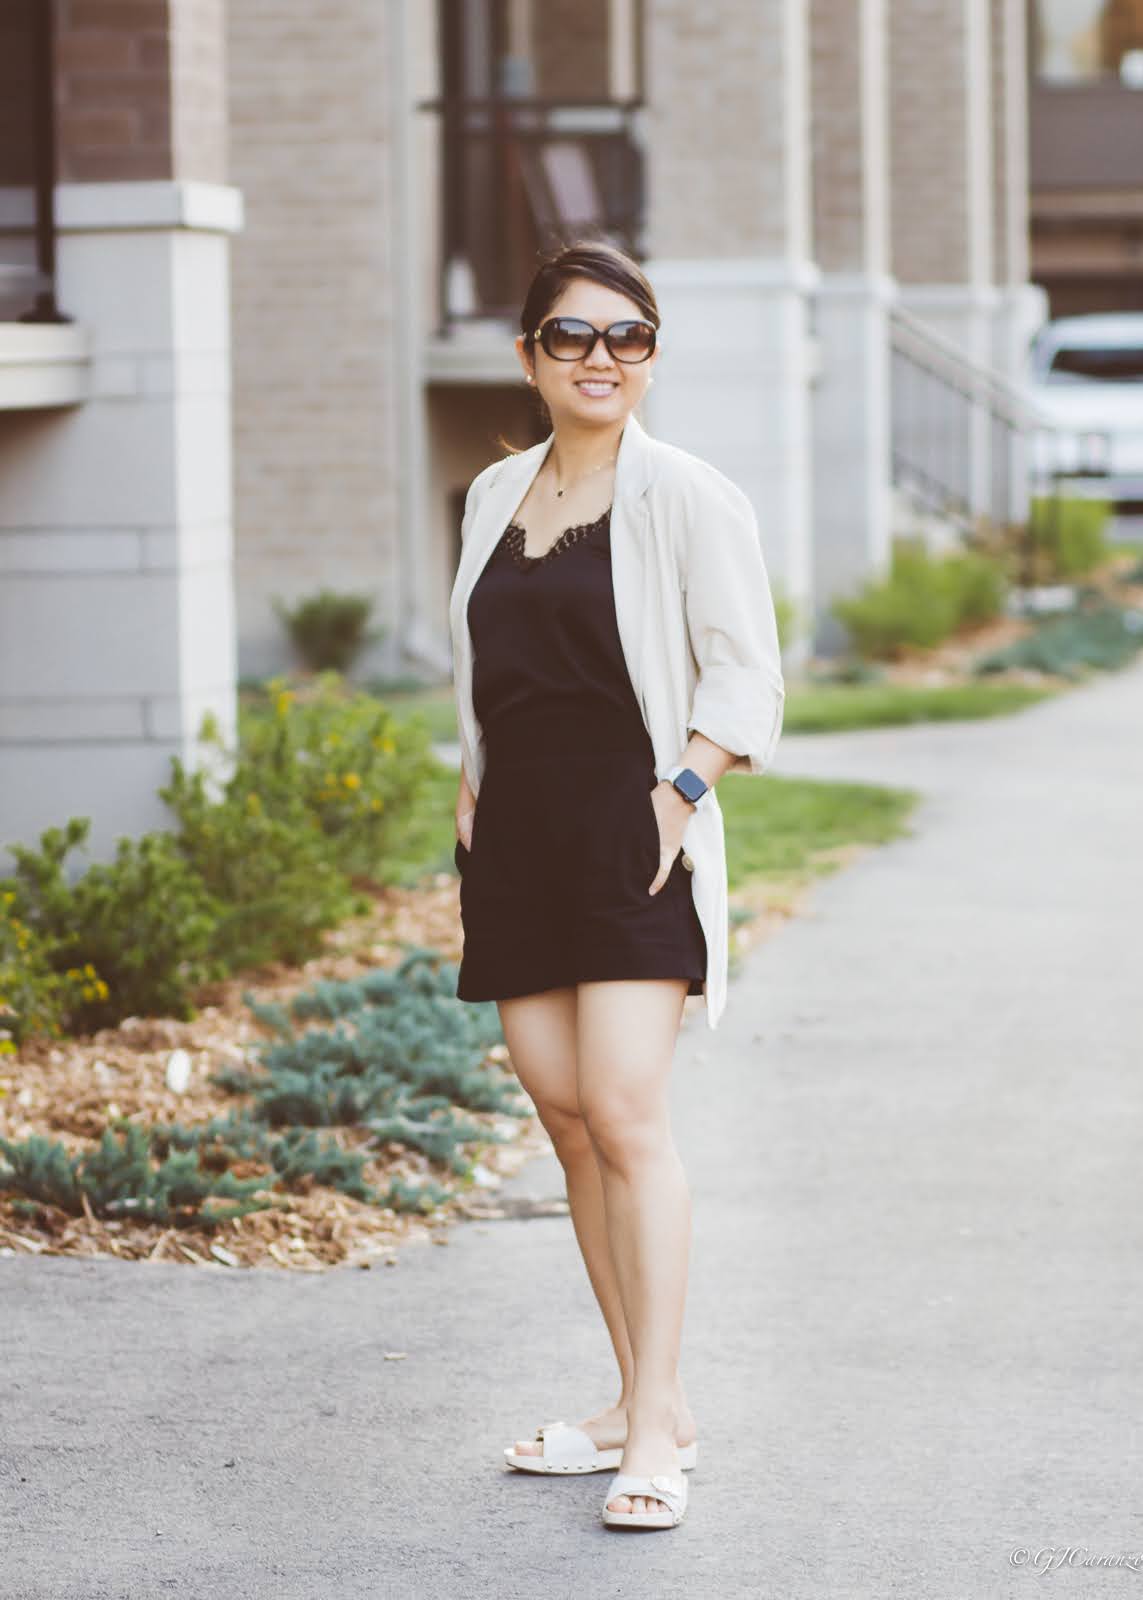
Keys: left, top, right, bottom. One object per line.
{"left": 542, "top": 319, "right": 595, "bottom": 359}
{"left": 608, "top": 322, "right": 656, "bottom": 362}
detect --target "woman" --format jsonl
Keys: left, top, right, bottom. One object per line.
{"left": 448, "top": 241, "right": 785, "bottom": 1531}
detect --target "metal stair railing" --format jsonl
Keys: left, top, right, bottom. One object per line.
{"left": 888, "top": 304, "right": 1074, "bottom": 553}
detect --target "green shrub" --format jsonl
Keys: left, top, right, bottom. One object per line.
{"left": 0, "top": 678, "right": 444, "bottom": 1040}
{"left": 0, "top": 819, "right": 220, "bottom": 1033}
{"left": 161, "top": 676, "right": 444, "bottom": 965}
{"left": 833, "top": 544, "right": 957, "bottom": 658}
{"left": 975, "top": 601, "right": 1143, "bottom": 678}
{"left": 273, "top": 588, "right": 380, "bottom": 673}
{"left": 0, "top": 887, "right": 102, "bottom": 1049}
{"left": 235, "top": 675, "right": 442, "bottom": 882}
{"left": 832, "top": 541, "right": 1007, "bottom": 660}
{"left": 159, "top": 754, "right": 359, "bottom": 971}
{"left": 0, "top": 1124, "right": 277, "bottom": 1229}
{"left": 1027, "top": 497, "right": 1111, "bottom": 578}
{"left": 941, "top": 549, "right": 1008, "bottom": 625}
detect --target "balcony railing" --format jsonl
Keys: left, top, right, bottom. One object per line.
{"left": 0, "top": 0, "right": 63, "bottom": 324}
{"left": 417, "top": 94, "right": 646, "bottom": 335}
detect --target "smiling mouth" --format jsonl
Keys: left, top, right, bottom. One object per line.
{"left": 576, "top": 380, "right": 618, "bottom": 393}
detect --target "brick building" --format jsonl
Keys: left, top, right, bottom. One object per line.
{"left": 1, "top": 0, "right": 1046, "bottom": 862}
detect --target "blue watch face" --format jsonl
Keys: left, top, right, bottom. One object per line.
{"left": 674, "top": 768, "right": 706, "bottom": 803}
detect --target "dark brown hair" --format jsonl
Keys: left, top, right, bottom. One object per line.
{"left": 497, "top": 238, "right": 660, "bottom": 452}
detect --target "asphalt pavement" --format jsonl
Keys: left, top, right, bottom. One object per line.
{"left": 4, "top": 657, "right": 1142, "bottom": 1600}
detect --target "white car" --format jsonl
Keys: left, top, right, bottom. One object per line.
{"left": 1026, "top": 314, "right": 1143, "bottom": 505}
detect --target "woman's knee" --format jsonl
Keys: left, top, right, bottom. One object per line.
{"left": 579, "top": 1096, "right": 670, "bottom": 1175}
{"left": 537, "top": 1100, "right": 593, "bottom": 1165}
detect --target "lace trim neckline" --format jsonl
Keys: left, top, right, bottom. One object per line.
{"left": 501, "top": 504, "right": 611, "bottom": 569}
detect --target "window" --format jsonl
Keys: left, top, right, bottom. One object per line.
{"left": 423, "top": 0, "right": 646, "bottom": 326}
{"left": 0, "top": 0, "right": 59, "bottom": 322}
{"left": 1047, "top": 344, "right": 1143, "bottom": 382}
{"left": 1033, "top": 0, "right": 1143, "bottom": 86}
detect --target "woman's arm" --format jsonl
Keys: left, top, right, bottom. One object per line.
{"left": 675, "top": 465, "right": 786, "bottom": 778}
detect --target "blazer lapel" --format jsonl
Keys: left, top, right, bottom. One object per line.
{"left": 449, "top": 437, "right": 550, "bottom": 792}
{"left": 608, "top": 409, "right": 654, "bottom": 728}
{"left": 452, "top": 408, "right": 657, "bottom": 793}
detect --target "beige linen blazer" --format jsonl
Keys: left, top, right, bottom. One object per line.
{"left": 448, "top": 408, "right": 785, "bottom": 1030}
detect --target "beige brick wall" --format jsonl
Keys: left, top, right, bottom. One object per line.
{"left": 227, "top": 0, "right": 401, "bottom": 675}
{"left": 534, "top": 0, "right": 610, "bottom": 97}
{"left": 888, "top": 0, "right": 993, "bottom": 285}
{"left": 811, "top": 0, "right": 887, "bottom": 274}
{"left": 170, "top": 0, "right": 227, "bottom": 182}
{"left": 990, "top": 0, "right": 1028, "bottom": 286}
{"left": 644, "top": 0, "right": 809, "bottom": 260}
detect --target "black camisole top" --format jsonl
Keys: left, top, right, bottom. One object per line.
{"left": 466, "top": 505, "right": 654, "bottom": 763}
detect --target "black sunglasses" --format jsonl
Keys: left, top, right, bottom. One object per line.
{"left": 534, "top": 316, "right": 657, "bottom": 365}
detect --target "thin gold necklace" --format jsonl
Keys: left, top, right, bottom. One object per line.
{"left": 552, "top": 454, "right": 618, "bottom": 499}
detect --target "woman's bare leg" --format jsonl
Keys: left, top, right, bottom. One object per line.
{"left": 576, "top": 977, "right": 692, "bottom": 1517}
{"left": 496, "top": 985, "right": 695, "bottom": 1456}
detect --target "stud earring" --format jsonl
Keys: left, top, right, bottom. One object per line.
{"left": 526, "top": 374, "right": 534, "bottom": 384}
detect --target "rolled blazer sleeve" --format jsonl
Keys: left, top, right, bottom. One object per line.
{"left": 679, "top": 466, "right": 786, "bottom": 777}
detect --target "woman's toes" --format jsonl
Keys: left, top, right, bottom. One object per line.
{"left": 608, "top": 1494, "right": 634, "bottom": 1514}
{"left": 514, "top": 1440, "right": 539, "bottom": 1455}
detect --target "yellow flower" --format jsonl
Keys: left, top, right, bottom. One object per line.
{"left": 83, "top": 963, "right": 96, "bottom": 977}
{"left": 0, "top": 1041, "right": 15, "bottom": 1057}
{"left": 381, "top": 737, "right": 396, "bottom": 755}
{"left": 342, "top": 772, "right": 361, "bottom": 790}
{"left": 275, "top": 689, "right": 296, "bottom": 716}
{"left": 370, "top": 798, "right": 383, "bottom": 812}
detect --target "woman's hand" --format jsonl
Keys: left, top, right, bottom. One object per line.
{"left": 456, "top": 771, "right": 476, "bottom": 850}
{"left": 646, "top": 782, "right": 694, "bottom": 896}
{"left": 456, "top": 803, "right": 476, "bottom": 850}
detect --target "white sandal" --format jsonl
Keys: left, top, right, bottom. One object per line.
{"left": 504, "top": 1419, "right": 698, "bottom": 1476}
{"left": 601, "top": 1469, "right": 688, "bottom": 1529}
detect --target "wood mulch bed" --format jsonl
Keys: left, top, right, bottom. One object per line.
{"left": 1, "top": 865, "right": 801, "bottom": 1274}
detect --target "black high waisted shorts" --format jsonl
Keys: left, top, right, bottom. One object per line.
{"left": 455, "top": 707, "right": 707, "bottom": 1003}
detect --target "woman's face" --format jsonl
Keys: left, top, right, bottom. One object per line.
{"left": 516, "top": 276, "right": 660, "bottom": 429}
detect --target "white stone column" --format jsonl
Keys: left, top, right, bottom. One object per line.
{"left": 642, "top": 0, "right": 815, "bottom": 670}
{"left": 809, "top": 0, "right": 893, "bottom": 655}
{"left": 0, "top": 182, "right": 242, "bottom": 866}
{"left": 643, "top": 257, "right": 817, "bottom": 668}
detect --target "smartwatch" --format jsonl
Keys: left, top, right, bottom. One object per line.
{"left": 663, "top": 764, "right": 708, "bottom": 808}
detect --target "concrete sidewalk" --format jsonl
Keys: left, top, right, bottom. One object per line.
{"left": 4, "top": 662, "right": 1142, "bottom": 1599}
